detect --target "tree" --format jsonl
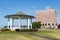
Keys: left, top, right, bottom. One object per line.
{"left": 32, "top": 22, "right": 41, "bottom": 29}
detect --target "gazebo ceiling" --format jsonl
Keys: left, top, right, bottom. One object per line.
{"left": 5, "top": 11, "right": 35, "bottom": 19}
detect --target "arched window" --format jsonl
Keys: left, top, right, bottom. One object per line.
{"left": 48, "top": 23, "right": 50, "bottom": 25}
{"left": 42, "top": 24, "right": 44, "bottom": 26}
{"left": 56, "top": 23, "right": 57, "bottom": 25}
{"left": 52, "top": 23, "right": 54, "bottom": 26}
{"left": 45, "top": 23, "right": 47, "bottom": 26}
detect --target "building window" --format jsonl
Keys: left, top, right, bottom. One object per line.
{"left": 45, "top": 23, "right": 47, "bottom": 26}
{"left": 42, "top": 24, "right": 44, "bottom": 25}
{"left": 52, "top": 23, "right": 54, "bottom": 26}
{"left": 48, "top": 23, "right": 50, "bottom": 25}
{"left": 56, "top": 23, "right": 57, "bottom": 25}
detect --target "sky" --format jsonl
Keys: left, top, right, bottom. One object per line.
{"left": 0, "top": 0, "right": 60, "bottom": 28}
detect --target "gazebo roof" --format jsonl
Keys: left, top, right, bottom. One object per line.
{"left": 5, "top": 11, "right": 35, "bottom": 18}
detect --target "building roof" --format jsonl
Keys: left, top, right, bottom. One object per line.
{"left": 5, "top": 11, "right": 35, "bottom": 18}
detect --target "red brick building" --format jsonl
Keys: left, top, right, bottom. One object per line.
{"left": 36, "top": 7, "right": 58, "bottom": 28}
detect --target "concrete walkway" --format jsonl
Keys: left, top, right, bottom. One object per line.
{"left": 23, "top": 32, "right": 57, "bottom": 40}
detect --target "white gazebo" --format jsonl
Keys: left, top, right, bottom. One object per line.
{"left": 5, "top": 11, "right": 35, "bottom": 30}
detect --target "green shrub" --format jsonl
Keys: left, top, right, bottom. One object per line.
{"left": 32, "top": 22, "right": 41, "bottom": 29}
{"left": 1, "top": 28, "right": 11, "bottom": 32}
{"left": 15, "top": 29, "right": 38, "bottom": 32}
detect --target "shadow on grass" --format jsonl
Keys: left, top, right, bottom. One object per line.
{"left": 0, "top": 32, "right": 59, "bottom": 40}
{"left": 25, "top": 32, "right": 59, "bottom": 40}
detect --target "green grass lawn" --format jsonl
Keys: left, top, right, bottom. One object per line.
{"left": 0, "top": 29, "right": 60, "bottom": 40}
{"left": 32, "top": 29, "right": 60, "bottom": 40}
{"left": 0, "top": 32, "right": 38, "bottom": 40}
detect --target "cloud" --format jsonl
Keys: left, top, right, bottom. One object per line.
{"left": 32, "top": 5, "right": 36, "bottom": 8}
{"left": 26, "top": 8, "right": 32, "bottom": 13}
{"left": 26, "top": 5, "right": 36, "bottom": 13}
{"left": 3, "top": 0, "right": 10, "bottom": 7}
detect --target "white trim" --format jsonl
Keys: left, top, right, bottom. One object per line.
{"left": 10, "top": 18, "right": 13, "bottom": 30}
{"left": 31, "top": 19, "right": 32, "bottom": 29}
{"left": 27, "top": 18, "right": 30, "bottom": 29}
{"left": 7, "top": 18, "right": 10, "bottom": 29}
{"left": 19, "top": 18, "right": 21, "bottom": 29}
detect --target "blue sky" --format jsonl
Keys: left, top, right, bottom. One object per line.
{"left": 0, "top": 0, "right": 60, "bottom": 28}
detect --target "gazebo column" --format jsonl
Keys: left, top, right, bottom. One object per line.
{"left": 30, "top": 19, "right": 32, "bottom": 29}
{"left": 7, "top": 18, "right": 10, "bottom": 29}
{"left": 19, "top": 18, "right": 21, "bottom": 29}
{"left": 10, "top": 18, "right": 13, "bottom": 30}
{"left": 27, "top": 18, "right": 30, "bottom": 29}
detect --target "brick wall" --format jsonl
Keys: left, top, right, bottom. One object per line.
{"left": 36, "top": 7, "right": 57, "bottom": 29}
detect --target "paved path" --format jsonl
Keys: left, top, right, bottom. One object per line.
{"left": 22, "top": 32, "right": 57, "bottom": 40}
